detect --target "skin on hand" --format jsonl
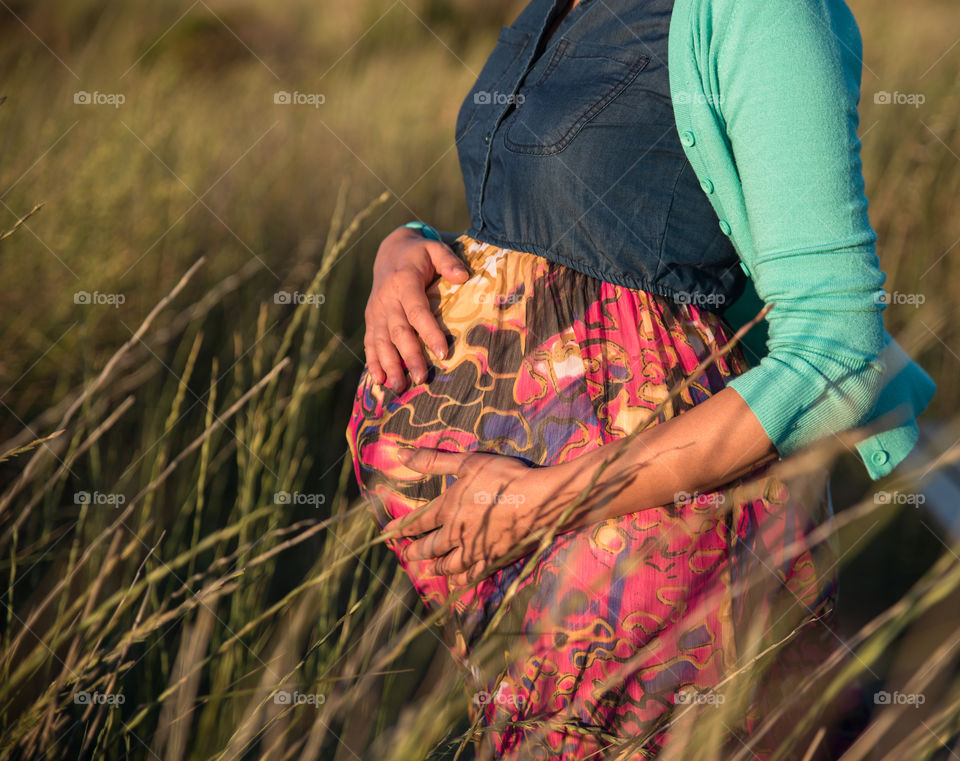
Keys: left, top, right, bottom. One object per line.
{"left": 363, "top": 227, "right": 470, "bottom": 392}
{"left": 382, "top": 448, "right": 562, "bottom": 589}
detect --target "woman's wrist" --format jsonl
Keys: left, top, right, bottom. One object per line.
{"left": 530, "top": 458, "right": 608, "bottom": 535}
{"left": 397, "top": 221, "right": 460, "bottom": 248}
{"left": 401, "top": 221, "right": 443, "bottom": 241}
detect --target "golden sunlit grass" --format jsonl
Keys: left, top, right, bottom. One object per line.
{"left": 0, "top": 0, "right": 958, "bottom": 758}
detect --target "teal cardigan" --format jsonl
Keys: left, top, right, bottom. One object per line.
{"left": 668, "top": 0, "right": 936, "bottom": 480}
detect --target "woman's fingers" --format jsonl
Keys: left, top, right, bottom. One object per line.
{"left": 362, "top": 325, "right": 386, "bottom": 385}
{"left": 425, "top": 240, "right": 470, "bottom": 284}
{"left": 401, "top": 290, "right": 448, "bottom": 363}
{"left": 383, "top": 298, "right": 428, "bottom": 388}
{"left": 397, "top": 447, "right": 473, "bottom": 476}
{"left": 403, "top": 527, "right": 455, "bottom": 563}
{"left": 433, "top": 546, "right": 472, "bottom": 576}
{"left": 371, "top": 316, "right": 408, "bottom": 391}
{"left": 449, "top": 559, "right": 488, "bottom": 589}
{"left": 364, "top": 234, "right": 469, "bottom": 392}
{"left": 384, "top": 500, "right": 443, "bottom": 537}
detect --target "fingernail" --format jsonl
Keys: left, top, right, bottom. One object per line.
{"left": 397, "top": 448, "right": 412, "bottom": 463}
{"left": 433, "top": 344, "right": 446, "bottom": 360}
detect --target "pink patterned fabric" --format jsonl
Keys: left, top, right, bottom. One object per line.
{"left": 347, "top": 235, "right": 836, "bottom": 759}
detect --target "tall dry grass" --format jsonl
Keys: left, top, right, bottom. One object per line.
{"left": 0, "top": 0, "right": 958, "bottom": 758}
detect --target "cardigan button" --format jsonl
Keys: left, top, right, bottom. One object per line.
{"left": 740, "top": 261, "right": 751, "bottom": 277}
{"left": 871, "top": 449, "right": 890, "bottom": 466}
{"left": 718, "top": 219, "right": 732, "bottom": 235}
{"left": 680, "top": 130, "right": 696, "bottom": 147}
{"left": 700, "top": 178, "right": 714, "bottom": 194}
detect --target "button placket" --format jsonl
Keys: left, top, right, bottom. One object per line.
{"left": 476, "top": 6, "right": 564, "bottom": 229}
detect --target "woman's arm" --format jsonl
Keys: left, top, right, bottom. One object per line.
{"left": 536, "top": 387, "right": 779, "bottom": 533}
{"left": 707, "top": 0, "right": 888, "bottom": 458}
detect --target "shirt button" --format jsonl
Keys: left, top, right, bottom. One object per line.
{"left": 719, "top": 219, "right": 732, "bottom": 235}
{"left": 484, "top": 134, "right": 490, "bottom": 144}
{"left": 700, "top": 178, "right": 714, "bottom": 194}
{"left": 871, "top": 449, "right": 890, "bottom": 466}
{"left": 680, "top": 130, "right": 696, "bottom": 147}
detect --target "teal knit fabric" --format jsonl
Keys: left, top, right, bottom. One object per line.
{"left": 668, "top": 0, "right": 936, "bottom": 479}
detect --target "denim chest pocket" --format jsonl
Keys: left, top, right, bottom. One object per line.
{"left": 503, "top": 39, "right": 650, "bottom": 155}
{"left": 455, "top": 25, "right": 531, "bottom": 141}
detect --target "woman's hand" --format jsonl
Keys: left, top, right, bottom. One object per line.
{"left": 382, "top": 448, "right": 571, "bottom": 589}
{"left": 364, "top": 227, "right": 470, "bottom": 392}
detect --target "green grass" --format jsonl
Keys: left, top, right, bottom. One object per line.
{"left": 0, "top": 0, "right": 959, "bottom": 758}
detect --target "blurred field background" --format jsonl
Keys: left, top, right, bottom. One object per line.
{"left": 0, "top": 0, "right": 959, "bottom": 758}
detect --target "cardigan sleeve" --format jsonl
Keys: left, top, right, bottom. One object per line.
{"left": 715, "top": 0, "right": 890, "bottom": 457}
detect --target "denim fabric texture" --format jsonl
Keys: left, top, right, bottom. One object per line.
{"left": 455, "top": 0, "right": 745, "bottom": 314}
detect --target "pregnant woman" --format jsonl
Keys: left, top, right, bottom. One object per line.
{"left": 347, "top": 0, "right": 937, "bottom": 757}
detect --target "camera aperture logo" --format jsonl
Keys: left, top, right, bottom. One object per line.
{"left": 875, "top": 690, "right": 925, "bottom": 707}
{"left": 75, "top": 491, "right": 126, "bottom": 508}
{"left": 273, "top": 690, "right": 325, "bottom": 706}
{"left": 274, "top": 291, "right": 325, "bottom": 308}
{"left": 874, "top": 90, "right": 925, "bottom": 108}
{"left": 473, "top": 91, "right": 525, "bottom": 107}
{"left": 873, "top": 289, "right": 925, "bottom": 308}
{"left": 874, "top": 490, "right": 925, "bottom": 507}
{"left": 74, "top": 91, "right": 126, "bottom": 108}
{"left": 675, "top": 291, "right": 726, "bottom": 307}
{"left": 74, "top": 291, "right": 126, "bottom": 308}
{"left": 674, "top": 489, "right": 726, "bottom": 506}
{"left": 274, "top": 490, "right": 326, "bottom": 508}
{"left": 672, "top": 91, "right": 723, "bottom": 106}
{"left": 473, "top": 683, "right": 525, "bottom": 709}
{"left": 674, "top": 687, "right": 725, "bottom": 706}
{"left": 474, "top": 490, "right": 525, "bottom": 507}
{"left": 74, "top": 690, "right": 125, "bottom": 705}
{"left": 274, "top": 91, "right": 325, "bottom": 108}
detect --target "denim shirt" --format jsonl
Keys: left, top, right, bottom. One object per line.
{"left": 455, "top": 0, "right": 746, "bottom": 312}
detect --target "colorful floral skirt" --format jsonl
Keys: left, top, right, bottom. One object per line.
{"left": 346, "top": 234, "right": 837, "bottom": 760}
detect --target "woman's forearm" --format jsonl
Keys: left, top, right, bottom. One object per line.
{"left": 541, "top": 387, "right": 779, "bottom": 533}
